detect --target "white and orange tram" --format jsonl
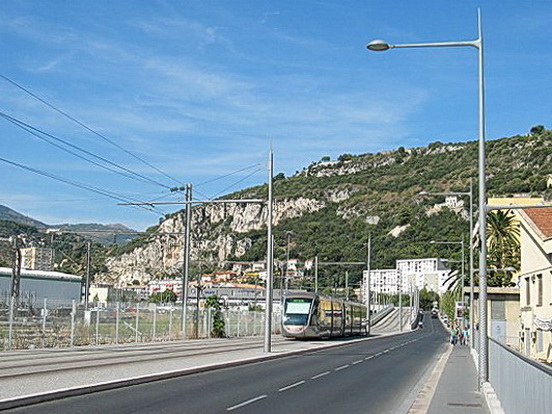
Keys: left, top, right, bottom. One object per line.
{"left": 281, "top": 292, "right": 368, "bottom": 339}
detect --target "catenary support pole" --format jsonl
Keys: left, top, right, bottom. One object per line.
{"left": 264, "top": 150, "right": 274, "bottom": 353}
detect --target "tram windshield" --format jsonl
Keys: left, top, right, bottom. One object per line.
{"left": 283, "top": 298, "right": 313, "bottom": 325}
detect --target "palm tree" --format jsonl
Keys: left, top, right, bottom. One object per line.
{"left": 486, "top": 209, "right": 520, "bottom": 286}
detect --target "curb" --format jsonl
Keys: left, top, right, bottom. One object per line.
{"left": 481, "top": 382, "right": 505, "bottom": 414}
{"left": 407, "top": 344, "right": 452, "bottom": 413}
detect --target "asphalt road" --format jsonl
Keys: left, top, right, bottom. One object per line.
{"left": 5, "top": 317, "right": 449, "bottom": 414}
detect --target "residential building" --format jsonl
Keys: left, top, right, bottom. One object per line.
{"left": 396, "top": 258, "right": 452, "bottom": 294}
{"left": 518, "top": 207, "right": 552, "bottom": 362}
{"left": 20, "top": 247, "right": 54, "bottom": 271}
{"left": 471, "top": 286, "right": 520, "bottom": 349}
{"left": 363, "top": 258, "right": 452, "bottom": 304}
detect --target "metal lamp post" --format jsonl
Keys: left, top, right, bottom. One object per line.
{"left": 367, "top": 9, "right": 488, "bottom": 384}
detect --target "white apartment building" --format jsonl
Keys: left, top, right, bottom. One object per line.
{"left": 20, "top": 247, "right": 54, "bottom": 271}
{"left": 396, "top": 258, "right": 452, "bottom": 294}
{"left": 363, "top": 257, "right": 452, "bottom": 303}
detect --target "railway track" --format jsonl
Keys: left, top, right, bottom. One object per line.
{"left": 0, "top": 336, "right": 293, "bottom": 379}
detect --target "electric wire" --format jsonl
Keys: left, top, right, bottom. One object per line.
{"left": 0, "top": 75, "right": 271, "bottom": 212}
{"left": 0, "top": 73, "right": 183, "bottom": 186}
{"left": 0, "top": 111, "right": 169, "bottom": 188}
{"left": 209, "top": 168, "right": 262, "bottom": 200}
{"left": 0, "top": 156, "right": 165, "bottom": 216}
{"left": 194, "top": 163, "right": 261, "bottom": 187}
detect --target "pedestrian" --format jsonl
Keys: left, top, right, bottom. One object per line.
{"left": 450, "top": 326, "right": 458, "bottom": 345}
{"left": 462, "top": 327, "right": 469, "bottom": 346}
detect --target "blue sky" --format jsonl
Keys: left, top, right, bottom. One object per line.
{"left": 0, "top": 1, "right": 551, "bottom": 230}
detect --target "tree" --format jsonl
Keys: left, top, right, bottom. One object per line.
{"left": 487, "top": 210, "right": 520, "bottom": 286}
{"left": 530, "top": 125, "right": 545, "bottom": 135}
{"left": 419, "top": 288, "right": 439, "bottom": 311}
{"left": 150, "top": 289, "right": 177, "bottom": 303}
{"left": 205, "top": 295, "right": 225, "bottom": 338}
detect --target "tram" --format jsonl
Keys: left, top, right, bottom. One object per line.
{"left": 281, "top": 292, "right": 368, "bottom": 339}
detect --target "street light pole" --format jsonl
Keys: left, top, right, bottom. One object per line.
{"left": 367, "top": 9, "right": 487, "bottom": 384}
{"left": 264, "top": 150, "right": 274, "bottom": 353}
{"left": 366, "top": 235, "right": 372, "bottom": 335}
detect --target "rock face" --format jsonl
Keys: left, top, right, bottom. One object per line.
{"left": 100, "top": 197, "right": 326, "bottom": 287}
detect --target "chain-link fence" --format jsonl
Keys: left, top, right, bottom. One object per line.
{"left": 0, "top": 300, "right": 282, "bottom": 351}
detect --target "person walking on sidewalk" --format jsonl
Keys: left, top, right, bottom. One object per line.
{"left": 461, "top": 327, "right": 469, "bottom": 346}
{"left": 450, "top": 326, "right": 458, "bottom": 345}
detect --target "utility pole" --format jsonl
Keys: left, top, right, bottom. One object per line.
{"left": 10, "top": 236, "right": 22, "bottom": 301}
{"left": 263, "top": 150, "right": 274, "bottom": 353}
{"left": 285, "top": 231, "right": 292, "bottom": 290}
{"left": 366, "top": 235, "right": 371, "bottom": 334}
{"left": 398, "top": 269, "right": 403, "bottom": 332}
{"left": 85, "top": 241, "right": 91, "bottom": 310}
{"left": 182, "top": 184, "right": 192, "bottom": 339}
{"left": 345, "top": 271, "right": 349, "bottom": 301}
{"left": 314, "top": 255, "right": 318, "bottom": 292}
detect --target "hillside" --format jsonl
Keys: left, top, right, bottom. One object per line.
{"left": 0, "top": 205, "right": 47, "bottom": 229}
{"left": 99, "top": 128, "right": 552, "bottom": 291}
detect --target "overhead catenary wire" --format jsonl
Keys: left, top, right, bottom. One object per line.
{"left": 0, "top": 156, "right": 166, "bottom": 217}
{"left": 0, "top": 111, "right": 171, "bottom": 188}
{"left": 194, "top": 163, "right": 262, "bottom": 188}
{"left": 0, "top": 73, "right": 183, "bottom": 186}
{"left": 209, "top": 168, "right": 262, "bottom": 200}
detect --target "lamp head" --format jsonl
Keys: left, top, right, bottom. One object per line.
{"left": 367, "top": 39, "right": 392, "bottom": 51}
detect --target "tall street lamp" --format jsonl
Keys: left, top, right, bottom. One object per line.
{"left": 421, "top": 180, "right": 475, "bottom": 346}
{"left": 367, "top": 10, "right": 488, "bottom": 384}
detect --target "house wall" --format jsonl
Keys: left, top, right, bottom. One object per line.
{"left": 519, "top": 216, "right": 552, "bottom": 362}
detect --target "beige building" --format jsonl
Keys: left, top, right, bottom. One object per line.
{"left": 20, "top": 247, "right": 54, "bottom": 271}
{"left": 471, "top": 287, "right": 520, "bottom": 349}
{"left": 518, "top": 207, "right": 552, "bottom": 362}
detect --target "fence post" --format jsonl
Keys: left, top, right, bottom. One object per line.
{"left": 42, "top": 298, "right": 47, "bottom": 348}
{"left": 168, "top": 307, "right": 173, "bottom": 341}
{"left": 115, "top": 302, "right": 119, "bottom": 344}
{"left": 70, "top": 299, "right": 76, "bottom": 347}
{"left": 7, "top": 295, "right": 14, "bottom": 350}
{"left": 207, "top": 307, "right": 212, "bottom": 339}
{"left": 95, "top": 308, "right": 100, "bottom": 345}
{"left": 135, "top": 302, "right": 140, "bottom": 343}
{"left": 152, "top": 304, "right": 157, "bottom": 342}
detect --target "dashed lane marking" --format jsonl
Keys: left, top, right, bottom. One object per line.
{"left": 278, "top": 380, "right": 305, "bottom": 392}
{"left": 311, "top": 371, "right": 330, "bottom": 380}
{"left": 227, "top": 395, "right": 267, "bottom": 411}
{"left": 334, "top": 364, "right": 349, "bottom": 371}
{"left": 352, "top": 360, "right": 363, "bottom": 365}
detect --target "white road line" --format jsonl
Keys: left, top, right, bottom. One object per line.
{"left": 227, "top": 395, "right": 267, "bottom": 411}
{"left": 335, "top": 364, "right": 349, "bottom": 371}
{"left": 364, "top": 355, "right": 374, "bottom": 360}
{"left": 311, "top": 371, "right": 330, "bottom": 380}
{"left": 352, "top": 360, "right": 363, "bottom": 365}
{"left": 278, "top": 380, "right": 306, "bottom": 392}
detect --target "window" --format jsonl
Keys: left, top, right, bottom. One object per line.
{"left": 525, "top": 277, "right": 531, "bottom": 306}
{"left": 537, "top": 274, "right": 543, "bottom": 306}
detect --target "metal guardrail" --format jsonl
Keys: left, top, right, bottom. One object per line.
{"left": 370, "top": 304, "right": 394, "bottom": 326}
{"left": 489, "top": 337, "right": 552, "bottom": 414}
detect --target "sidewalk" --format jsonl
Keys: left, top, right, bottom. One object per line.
{"left": 427, "top": 344, "right": 489, "bottom": 413}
